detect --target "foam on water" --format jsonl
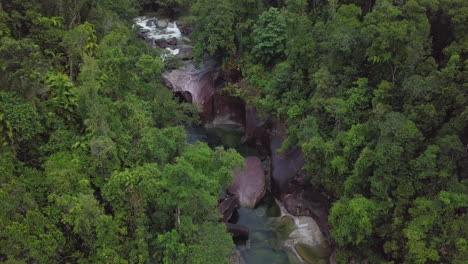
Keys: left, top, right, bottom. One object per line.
{"left": 134, "top": 17, "right": 182, "bottom": 40}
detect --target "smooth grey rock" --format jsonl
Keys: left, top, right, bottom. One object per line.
{"left": 156, "top": 19, "right": 169, "bottom": 29}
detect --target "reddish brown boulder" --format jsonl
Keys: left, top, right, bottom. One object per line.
{"left": 228, "top": 157, "right": 266, "bottom": 208}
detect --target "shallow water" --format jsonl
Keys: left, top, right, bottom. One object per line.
{"left": 234, "top": 194, "right": 302, "bottom": 264}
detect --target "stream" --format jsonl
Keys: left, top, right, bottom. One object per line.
{"left": 135, "top": 15, "right": 332, "bottom": 264}
{"left": 186, "top": 125, "right": 298, "bottom": 264}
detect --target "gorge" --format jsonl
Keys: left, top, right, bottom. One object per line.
{"left": 136, "top": 15, "right": 333, "bottom": 264}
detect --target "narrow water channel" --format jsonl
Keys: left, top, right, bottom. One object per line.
{"left": 186, "top": 125, "right": 298, "bottom": 264}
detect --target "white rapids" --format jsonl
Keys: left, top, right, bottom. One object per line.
{"left": 134, "top": 16, "right": 182, "bottom": 59}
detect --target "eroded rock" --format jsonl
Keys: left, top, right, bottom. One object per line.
{"left": 211, "top": 94, "right": 246, "bottom": 129}
{"left": 146, "top": 19, "right": 156, "bottom": 27}
{"left": 163, "top": 61, "right": 217, "bottom": 121}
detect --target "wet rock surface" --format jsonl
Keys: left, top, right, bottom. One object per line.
{"left": 227, "top": 223, "right": 250, "bottom": 239}
{"left": 242, "top": 105, "right": 270, "bottom": 155}
{"left": 280, "top": 202, "right": 331, "bottom": 264}
{"left": 155, "top": 37, "right": 177, "bottom": 48}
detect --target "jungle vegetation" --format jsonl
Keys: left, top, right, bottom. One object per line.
{"left": 0, "top": 0, "right": 467, "bottom": 263}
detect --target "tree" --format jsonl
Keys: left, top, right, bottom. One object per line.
{"left": 62, "top": 22, "right": 97, "bottom": 79}
{"left": 252, "top": 8, "right": 287, "bottom": 64}
{"left": 191, "top": 0, "right": 236, "bottom": 59}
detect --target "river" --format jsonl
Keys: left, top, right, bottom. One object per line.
{"left": 135, "top": 15, "right": 332, "bottom": 264}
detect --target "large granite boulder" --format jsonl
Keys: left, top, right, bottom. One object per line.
{"left": 155, "top": 38, "right": 169, "bottom": 48}
{"left": 270, "top": 133, "right": 304, "bottom": 195}
{"left": 228, "top": 157, "right": 266, "bottom": 208}
{"left": 146, "top": 19, "right": 156, "bottom": 27}
{"left": 226, "top": 223, "right": 249, "bottom": 239}
{"left": 167, "top": 37, "right": 177, "bottom": 46}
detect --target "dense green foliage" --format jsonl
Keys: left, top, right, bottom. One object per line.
{"left": 1, "top": 0, "right": 467, "bottom": 263}
{"left": 189, "top": 0, "right": 467, "bottom": 263}
{"left": 0, "top": 0, "right": 243, "bottom": 263}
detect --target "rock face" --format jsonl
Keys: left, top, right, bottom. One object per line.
{"left": 163, "top": 61, "right": 218, "bottom": 121}
{"left": 243, "top": 106, "right": 267, "bottom": 142}
{"left": 228, "top": 157, "right": 266, "bottom": 208}
{"left": 226, "top": 223, "right": 249, "bottom": 239}
{"left": 167, "top": 37, "right": 177, "bottom": 46}
{"left": 211, "top": 94, "right": 246, "bottom": 129}
{"left": 270, "top": 133, "right": 304, "bottom": 195}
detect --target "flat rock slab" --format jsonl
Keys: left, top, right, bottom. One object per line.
{"left": 228, "top": 157, "right": 266, "bottom": 208}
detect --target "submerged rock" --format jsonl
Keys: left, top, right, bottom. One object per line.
{"left": 227, "top": 223, "right": 249, "bottom": 239}
{"left": 295, "top": 243, "right": 330, "bottom": 264}
{"left": 228, "top": 157, "right": 266, "bottom": 208}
